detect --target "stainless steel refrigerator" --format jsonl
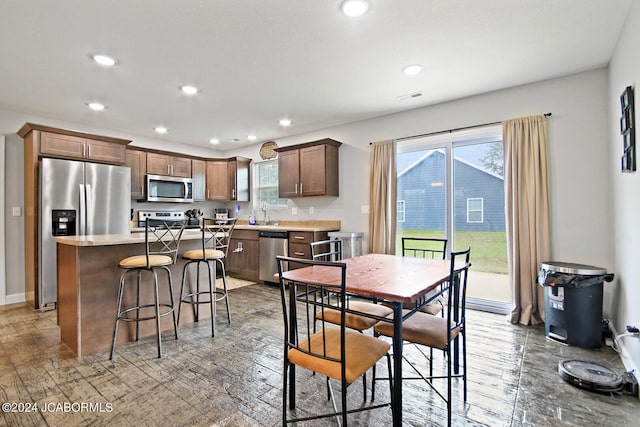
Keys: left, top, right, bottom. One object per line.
{"left": 39, "top": 158, "right": 131, "bottom": 308}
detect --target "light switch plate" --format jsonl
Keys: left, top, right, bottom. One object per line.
{"left": 292, "top": 207, "right": 298, "bottom": 215}
{"left": 12, "top": 206, "right": 21, "bottom": 217}
{"left": 361, "top": 205, "right": 369, "bottom": 214}
{"left": 309, "top": 206, "right": 314, "bottom": 214}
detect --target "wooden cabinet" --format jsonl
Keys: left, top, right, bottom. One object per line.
{"left": 205, "top": 157, "right": 251, "bottom": 201}
{"left": 277, "top": 138, "right": 340, "bottom": 197}
{"left": 288, "top": 230, "right": 329, "bottom": 270}
{"left": 191, "top": 159, "right": 206, "bottom": 201}
{"left": 40, "top": 131, "right": 127, "bottom": 164}
{"left": 125, "top": 149, "right": 147, "bottom": 199}
{"left": 146, "top": 152, "right": 192, "bottom": 177}
{"left": 225, "top": 229, "right": 259, "bottom": 281}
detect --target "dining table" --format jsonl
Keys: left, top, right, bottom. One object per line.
{"left": 280, "top": 253, "right": 453, "bottom": 427}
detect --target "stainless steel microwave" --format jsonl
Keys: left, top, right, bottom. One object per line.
{"left": 146, "top": 174, "right": 193, "bottom": 203}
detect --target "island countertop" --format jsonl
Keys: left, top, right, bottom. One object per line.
{"left": 55, "top": 229, "right": 205, "bottom": 247}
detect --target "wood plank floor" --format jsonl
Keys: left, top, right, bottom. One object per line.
{"left": 0, "top": 283, "right": 638, "bottom": 426}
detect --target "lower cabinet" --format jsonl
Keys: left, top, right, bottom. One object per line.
{"left": 288, "top": 230, "right": 328, "bottom": 269}
{"left": 226, "top": 230, "right": 259, "bottom": 281}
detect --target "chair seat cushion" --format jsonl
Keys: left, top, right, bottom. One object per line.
{"left": 119, "top": 254, "right": 173, "bottom": 268}
{"left": 182, "top": 248, "right": 225, "bottom": 260}
{"left": 317, "top": 301, "right": 394, "bottom": 331}
{"left": 374, "top": 309, "right": 461, "bottom": 350}
{"left": 288, "top": 329, "right": 390, "bottom": 384}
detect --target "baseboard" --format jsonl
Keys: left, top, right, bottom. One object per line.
{"left": 4, "top": 293, "right": 25, "bottom": 305}
{"left": 609, "top": 321, "right": 640, "bottom": 399}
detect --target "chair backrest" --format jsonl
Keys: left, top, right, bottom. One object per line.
{"left": 310, "top": 239, "right": 343, "bottom": 261}
{"left": 200, "top": 217, "right": 237, "bottom": 257}
{"left": 145, "top": 218, "right": 187, "bottom": 266}
{"left": 401, "top": 237, "right": 448, "bottom": 260}
{"left": 277, "top": 255, "right": 348, "bottom": 375}
{"left": 445, "top": 246, "right": 471, "bottom": 337}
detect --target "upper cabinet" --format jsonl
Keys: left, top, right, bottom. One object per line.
{"left": 125, "top": 149, "right": 147, "bottom": 199}
{"left": 276, "top": 138, "right": 341, "bottom": 197}
{"left": 191, "top": 159, "right": 206, "bottom": 201}
{"left": 206, "top": 157, "right": 251, "bottom": 202}
{"left": 17, "top": 124, "right": 130, "bottom": 165}
{"left": 146, "top": 152, "right": 191, "bottom": 177}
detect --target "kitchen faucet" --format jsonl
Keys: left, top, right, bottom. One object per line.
{"left": 261, "top": 202, "right": 269, "bottom": 225}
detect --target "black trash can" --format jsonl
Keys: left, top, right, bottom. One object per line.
{"left": 538, "top": 262, "right": 614, "bottom": 348}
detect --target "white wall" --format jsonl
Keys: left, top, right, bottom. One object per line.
{"left": 608, "top": 0, "right": 640, "bottom": 378}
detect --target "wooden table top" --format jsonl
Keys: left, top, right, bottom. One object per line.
{"left": 281, "top": 253, "right": 451, "bottom": 304}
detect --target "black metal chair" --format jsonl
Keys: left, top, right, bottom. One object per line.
{"left": 310, "top": 239, "right": 393, "bottom": 401}
{"left": 277, "top": 255, "right": 394, "bottom": 425}
{"left": 402, "top": 237, "right": 449, "bottom": 315}
{"left": 110, "top": 218, "right": 186, "bottom": 360}
{"left": 373, "top": 246, "right": 471, "bottom": 426}
{"left": 178, "top": 217, "right": 237, "bottom": 336}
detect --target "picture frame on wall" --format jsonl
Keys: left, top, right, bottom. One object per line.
{"left": 620, "top": 85, "right": 636, "bottom": 173}
{"left": 621, "top": 86, "right": 632, "bottom": 110}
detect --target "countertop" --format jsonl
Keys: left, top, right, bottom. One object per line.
{"left": 56, "top": 220, "right": 342, "bottom": 247}
{"left": 234, "top": 219, "right": 340, "bottom": 232}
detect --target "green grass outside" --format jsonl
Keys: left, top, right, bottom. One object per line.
{"left": 397, "top": 229, "right": 508, "bottom": 274}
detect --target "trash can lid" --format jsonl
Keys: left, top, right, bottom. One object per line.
{"left": 540, "top": 261, "right": 607, "bottom": 275}
{"left": 328, "top": 232, "right": 363, "bottom": 238}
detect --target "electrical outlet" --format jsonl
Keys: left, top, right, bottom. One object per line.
{"left": 361, "top": 205, "right": 369, "bottom": 214}
{"left": 309, "top": 206, "right": 314, "bottom": 214}
{"left": 12, "top": 207, "right": 21, "bottom": 217}
{"left": 292, "top": 207, "right": 297, "bottom": 215}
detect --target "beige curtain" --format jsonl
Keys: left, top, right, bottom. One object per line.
{"left": 368, "top": 140, "right": 397, "bottom": 254}
{"left": 503, "top": 116, "right": 551, "bottom": 325}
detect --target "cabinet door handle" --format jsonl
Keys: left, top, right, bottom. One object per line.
{"left": 232, "top": 188, "right": 236, "bottom": 199}
{"left": 207, "top": 189, "right": 210, "bottom": 199}
{"left": 300, "top": 182, "right": 303, "bottom": 194}
{"left": 87, "top": 145, "right": 91, "bottom": 158}
{"left": 294, "top": 183, "right": 298, "bottom": 194}
{"left": 167, "top": 165, "right": 171, "bottom": 175}
{"left": 293, "top": 235, "right": 305, "bottom": 240}
{"left": 171, "top": 165, "right": 174, "bottom": 175}
{"left": 82, "top": 144, "right": 86, "bottom": 157}
{"left": 293, "top": 252, "right": 305, "bottom": 256}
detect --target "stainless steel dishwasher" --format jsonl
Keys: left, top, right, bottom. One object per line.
{"left": 259, "top": 230, "right": 289, "bottom": 284}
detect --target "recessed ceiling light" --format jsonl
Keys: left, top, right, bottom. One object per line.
{"left": 87, "top": 102, "right": 105, "bottom": 111}
{"left": 92, "top": 54, "right": 117, "bottom": 66}
{"left": 341, "top": 0, "right": 369, "bottom": 17}
{"left": 403, "top": 64, "right": 423, "bottom": 76}
{"left": 154, "top": 126, "right": 168, "bottom": 134}
{"left": 209, "top": 138, "right": 220, "bottom": 144}
{"left": 180, "top": 85, "right": 199, "bottom": 95}
{"left": 279, "top": 118, "right": 292, "bottom": 127}
{"left": 247, "top": 135, "right": 257, "bottom": 141}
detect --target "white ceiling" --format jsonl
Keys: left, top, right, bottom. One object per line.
{"left": 0, "top": 0, "right": 632, "bottom": 151}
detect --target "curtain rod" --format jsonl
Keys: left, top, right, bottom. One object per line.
{"left": 370, "top": 112, "right": 552, "bottom": 144}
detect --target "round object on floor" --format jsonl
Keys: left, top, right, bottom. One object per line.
{"left": 558, "top": 359, "right": 623, "bottom": 393}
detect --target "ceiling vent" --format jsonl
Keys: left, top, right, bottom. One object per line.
{"left": 397, "top": 91, "right": 423, "bottom": 101}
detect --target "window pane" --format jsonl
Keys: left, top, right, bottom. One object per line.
{"left": 256, "top": 160, "right": 287, "bottom": 206}
{"left": 396, "top": 149, "right": 447, "bottom": 253}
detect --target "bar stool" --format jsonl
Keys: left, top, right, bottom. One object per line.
{"left": 178, "top": 217, "right": 237, "bottom": 336}
{"left": 109, "top": 218, "right": 186, "bottom": 360}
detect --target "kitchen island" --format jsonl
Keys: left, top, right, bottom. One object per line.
{"left": 55, "top": 221, "right": 342, "bottom": 357}
{"left": 55, "top": 230, "right": 212, "bottom": 357}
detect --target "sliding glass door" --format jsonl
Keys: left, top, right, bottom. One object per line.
{"left": 397, "top": 126, "right": 511, "bottom": 313}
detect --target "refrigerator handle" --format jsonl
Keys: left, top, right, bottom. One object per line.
{"left": 85, "top": 184, "right": 93, "bottom": 235}
{"left": 79, "top": 184, "right": 86, "bottom": 235}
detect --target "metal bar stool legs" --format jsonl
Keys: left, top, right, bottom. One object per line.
{"left": 215, "top": 258, "right": 231, "bottom": 324}
{"left": 178, "top": 258, "right": 220, "bottom": 337}
{"left": 110, "top": 267, "right": 179, "bottom": 360}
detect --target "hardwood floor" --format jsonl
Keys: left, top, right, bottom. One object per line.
{"left": 1, "top": 283, "right": 638, "bottom": 426}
